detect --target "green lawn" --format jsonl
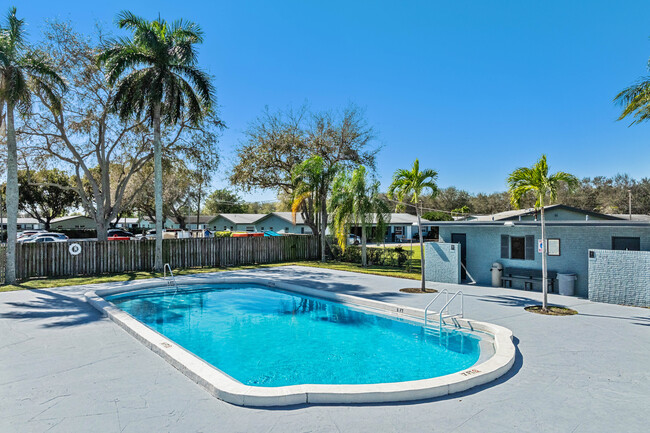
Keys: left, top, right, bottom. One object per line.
{"left": 0, "top": 260, "right": 423, "bottom": 292}
{"left": 366, "top": 244, "right": 423, "bottom": 271}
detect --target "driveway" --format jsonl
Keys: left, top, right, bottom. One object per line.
{"left": 1, "top": 266, "right": 648, "bottom": 432}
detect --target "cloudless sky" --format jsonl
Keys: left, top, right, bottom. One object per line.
{"left": 14, "top": 0, "right": 650, "bottom": 201}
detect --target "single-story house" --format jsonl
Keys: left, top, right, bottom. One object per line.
{"left": 1, "top": 217, "right": 44, "bottom": 231}
{"left": 51, "top": 215, "right": 97, "bottom": 230}
{"left": 428, "top": 208, "right": 650, "bottom": 297}
{"left": 255, "top": 212, "right": 314, "bottom": 234}
{"left": 207, "top": 214, "right": 268, "bottom": 232}
{"left": 462, "top": 204, "right": 621, "bottom": 222}
{"left": 349, "top": 213, "right": 438, "bottom": 242}
{"left": 112, "top": 217, "right": 140, "bottom": 230}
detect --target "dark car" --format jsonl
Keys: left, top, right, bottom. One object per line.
{"left": 107, "top": 229, "right": 135, "bottom": 239}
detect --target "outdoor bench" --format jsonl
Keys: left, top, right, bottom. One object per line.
{"left": 501, "top": 267, "right": 557, "bottom": 292}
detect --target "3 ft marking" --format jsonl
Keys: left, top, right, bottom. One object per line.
{"left": 396, "top": 308, "right": 404, "bottom": 313}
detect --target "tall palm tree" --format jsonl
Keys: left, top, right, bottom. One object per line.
{"left": 329, "top": 166, "right": 390, "bottom": 267}
{"left": 507, "top": 155, "right": 578, "bottom": 310}
{"left": 388, "top": 159, "right": 438, "bottom": 292}
{"left": 291, "top": 155, "right": 338, "bottom": 262}
{"left": 0, "top": 7, "right": 66, "bottom": 284}
{"left": 98, "top": 11, "right": 214, "bottom": 271}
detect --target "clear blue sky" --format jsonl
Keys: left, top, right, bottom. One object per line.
{"left": 15, "top": 0, "right": 650, "bottom": 201}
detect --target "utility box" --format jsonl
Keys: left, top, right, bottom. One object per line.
{"left": 491, "top": 262, "right": 503, "bottom": 287}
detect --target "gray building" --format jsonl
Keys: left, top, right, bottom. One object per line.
{"left": 432, "top": 219, "right": 650, "bottom": 298}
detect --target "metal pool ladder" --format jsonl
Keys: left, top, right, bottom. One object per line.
{"left": 163, "top": 263, "right": 178, "bottom": 290}
{"left": 423, "top": 289, "right": 464, "bottom": 329}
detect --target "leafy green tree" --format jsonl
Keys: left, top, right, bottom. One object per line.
{"left": 99, "top": 11, "right": 214, "bottom": 271}
{"left": 422, "top": 211, "right": 453, "bottom": 221}
{"left": 231, "top": 105, "right": 377, "bottom": 241}
{"left": 329, "top": 166, "right": 390, "bottom": 267}
{"left": 388, "top": 159, "right": 438, "bottom": 291}
{"left": 18, "top": 169, "right": 79, "bottom": 230}
{"left": 203, "top": 188, "right": 248, "bottom": 214}
{"left": 291, "top": 156, "right": 339, "bottom": 262}
{"left": 0, "top": 7, "right": 66, "bottom": 284}
{"left": 507, "top": 155, "right": 578, "bottom": 310}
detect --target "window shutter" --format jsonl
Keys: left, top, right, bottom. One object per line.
{"left": 500, "top": 235, "right": 509, "bottom": 259}
{"left": 525, "top": 235, "right": 535, "bottom": 260}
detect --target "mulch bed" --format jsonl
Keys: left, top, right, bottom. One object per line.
{"left": 399, "top": 288, "right": 438, "bottom": 294}
{"left": 524, "top": 305, "right": 578, "bottom": 316}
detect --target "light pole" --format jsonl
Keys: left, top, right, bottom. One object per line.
{"left": 628, "top": 189, "right": 632, "bottom": 220}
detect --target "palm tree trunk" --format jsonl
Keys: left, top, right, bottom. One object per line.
{"left": 361, "top": 224, "right": 367, "bottom": 267}
{"left": 320, "top": 194, "right": 327, "bottom": 262}
{"left": 416, "top": 203, "right": 426, "bottom": 291}
{"left": 5, "top": 102, "right": 18, "bottom": 284}
{"left": 153, "top": 102, "right": 163, "bottom": 272}
{"left": 541, "top": 206, "right": 548, "bottom": 310}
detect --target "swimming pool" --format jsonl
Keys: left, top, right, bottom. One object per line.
{"left": 106, "top": 284, "right": 481, "bottom": 387}
{"left": 86, "top": 276, "right": 515, "bottom": 406}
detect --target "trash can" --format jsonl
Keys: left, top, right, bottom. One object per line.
{"left": 490, "top": 262, "right": 503, "bottom": 287}
{"left": 558, "top": 273, "right": 577, "bottom": 296}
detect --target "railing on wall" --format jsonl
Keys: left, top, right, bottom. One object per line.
{"left": 1, "top": 235, "right": 320, "bottom": 282}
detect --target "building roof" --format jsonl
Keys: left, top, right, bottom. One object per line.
{"left": 258, "top": 212, "right": 308, "bottom": 225}
{"left": 1, "top": 217, "right": 41, "bottom": 224}
{"left": 51, "top": 215, "right": 94, "bottom": 222}
{"left": 169, "top": 215, "right": 216, "bottom": 225}
{"left": 607, "top": 214, "right": 650, "bottom": 222}
{"left": 464, "top": 204, "right": 620, "bottom": 222}
{"left": 432, "top": 220, "right": 650, "bottom": 228}
{"left": 388, "top": 213, "right": 434, "bottom": 225}
{"left": 208, "top": 214, "right": 268, "bottom": 225}
{"left": 112, "top": 217, "right": 140, "bottom": 224}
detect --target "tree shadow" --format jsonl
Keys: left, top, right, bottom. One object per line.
{"left": 477, "top": 295, "right": 540, "bottom": 309}
{"left": 0, "top": 289, "right": 103, "bottom": 328}
{"left": 577, "top": 312, "right": 650, "bottom": 327}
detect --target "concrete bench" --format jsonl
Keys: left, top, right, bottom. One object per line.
{"left": 502, "top": 267, "right": 557, "bottom": 292}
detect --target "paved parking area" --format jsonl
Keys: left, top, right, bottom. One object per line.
{"left": 1, "top": 266, "right": 648, "bottom": 432}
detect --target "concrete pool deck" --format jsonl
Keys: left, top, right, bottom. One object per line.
{"left": 1, "top": 266, "right": 649, "bottom": 432}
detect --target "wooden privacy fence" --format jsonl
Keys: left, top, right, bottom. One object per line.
{"left": 3, "top": 235, "right": 319, "bottom": 282}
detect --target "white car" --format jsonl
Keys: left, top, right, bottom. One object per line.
{"left": 19, "top": 232, "right": 69, "bottom": 243}
{"left": 17, "top": 229, "right": 46, "bottom": 239}
{"left": 22, "top": 235, "right": 67, "bottom": 243}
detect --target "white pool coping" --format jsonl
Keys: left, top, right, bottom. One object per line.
{"left": 85, "top": 275, "right": 515, "bottom": 407}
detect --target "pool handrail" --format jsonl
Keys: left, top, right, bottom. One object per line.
{"left": 439, "top": 290, "right": 464, "bottom": 329}
{"left": 423, "top": 289, "right": 449, "bottom": 328}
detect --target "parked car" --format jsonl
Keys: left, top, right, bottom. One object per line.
{"left": 347, "top": 234, "right": 361, "bottom": 245}
{"left": 17, "top": 229, "right": 45, "bottom": 239}
{"left": 135, "top": 229, "right": 177, "bottom": 240}
{"left": 18, "top": 232, "right": 68, "bottom": 243}
{"left": 22, "top": 235, "right": 67, "bottom": 243}
{"left": 107, "top": 229, "right": 135, "bottom": 240}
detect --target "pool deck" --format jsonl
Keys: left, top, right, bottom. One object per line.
{"left": 1, "top": 266, "right": 648, "bottom": 432}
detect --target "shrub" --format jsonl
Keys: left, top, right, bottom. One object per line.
{"left": 214, "top": 231, "right": 232, "bottom": 238}
{"left": 328, "top": 243, "right": 413, "bottom": 269}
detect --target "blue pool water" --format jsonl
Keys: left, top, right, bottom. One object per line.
{"left": 106, "top": 284, "right": 481, "bottom": 387}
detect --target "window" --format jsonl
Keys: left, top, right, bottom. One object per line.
{"left": 394, "top": 226, "right": 403, "bottom": 235}
{"left": 261, "top": 227, "right": 264, "bottom": 231}
{"left": 510, "top": 237, "right": 526, "bottom": 260}
{"left": 285, "top": 227, "right": 289, "bottom": 232}
{"left": 301, "top": 227, "right": 305, "bottom": 234}
{"left": 547, "top": 239, "right": 561, "bottom": 256}
{"left": 501, "top": 235, "right": 535, "bottom": 260}
{"left": 246, "top": 226, "right": 254, "bottom": 232}
{"left": 612, "top": 237, "right": 640, "bottom": 251}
